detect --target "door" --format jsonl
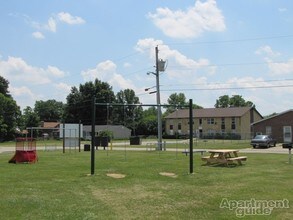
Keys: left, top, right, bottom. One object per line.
{"left": 283, "top": 126, "right": 292, "bottom": 143}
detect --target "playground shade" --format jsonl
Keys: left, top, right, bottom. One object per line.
{"left": 8, "top": 138, "right": 38, "bottom": 164}
{"left": 9, "top": 150, "right": 38, "bottom": 163}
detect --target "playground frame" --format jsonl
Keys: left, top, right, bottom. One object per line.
{"left": 26, "top": 124, "right": 82, "bottom": 153}
{"left": 90, "top": 98, "right": 194, "bottom": 175}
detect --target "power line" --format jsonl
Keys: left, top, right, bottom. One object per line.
{"left": 167, "top": 60, "right": 293, "bottom": 70}
{"left": 161, "top": 79, "right": 293, "bottom": 88}
{"left": 164, "top": 34, "right": 293, "bottom": 46}
{"left": 160, "top": 84, "right": 293, "bottom": 92}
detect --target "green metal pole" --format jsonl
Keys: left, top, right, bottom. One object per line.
{"left": 78, "top": 120, "right": 81, "bottom": 152}
{"left": 91, "top": 97, "right": 96, "bottom": 175}
{"left": 62, "top": 121, "right": 65, "bottom": 154}
{"left": 189, "top": 99, "right": 193, "bottom": 174}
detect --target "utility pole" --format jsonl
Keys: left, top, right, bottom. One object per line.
{"left": 146, "top": 46, "right": 165, "bottom": 150}
{"left": 155, "top": 46, "right": 162, "bottom": 150}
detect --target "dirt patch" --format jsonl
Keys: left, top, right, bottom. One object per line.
{"left": 106, "top": 173, "right": 126, "bottom": 179}
{"left": 159, "top": 172, "right": 178, "bottom": 178}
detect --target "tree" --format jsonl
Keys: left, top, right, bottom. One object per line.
{"left": 215, "top": 95, "right": 230, "bottom": 108}
{"left": 0, "top": 76, "right": 20, "bottom": 141}
{"left": 113, "top": 89, "right": 142, "bottom": 134}
{"left": 0, "top": 93, "right": 20, "bottom": 141}
{"left": 34, "top": 99, "right": 65, "bottom": 122}
{"left": 64, "top": 79, "right": 115, "bottom": 124}
{"left": 164, "top": 93, "right": 202, "bottom": 115}
{"left": 136, "top": 107, "right": 158, "bottom": 135}
{"left": 0, "top": 75, "right": 10, "bottom": 97}
{"left": 22, "top": 106, "right": 40, "bottom": 128}
{"left": 215, "top": 95, "right": 254, "bottom": 108}
{"left": 165, "top": 93, "right": 188, "bottom": 113}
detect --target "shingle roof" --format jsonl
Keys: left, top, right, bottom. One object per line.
{"left": 165, "top": 107, "right": 253, "bottom": 119}
{"left": 42, "top": 122, "right": 60, "bottom": 128}
{"left": 251, "top": 109, "right": 292, "bottom": 125}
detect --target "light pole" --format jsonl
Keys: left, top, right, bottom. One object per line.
{"left": 147, "top": 46, "right": 166, "bottom": 150}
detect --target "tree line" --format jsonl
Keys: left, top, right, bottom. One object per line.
{"left": 0, "top": 75, "right": 255, "bottom": 141}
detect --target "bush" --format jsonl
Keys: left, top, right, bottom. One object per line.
{"left": 98, "top": 130, "right": 113, "bottom": 140}
{"left": 202, "top": 133, "right": 241, "bottom": 140}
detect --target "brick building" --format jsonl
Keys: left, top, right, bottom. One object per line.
{"left": 251, "top": 109, "right": 293, "bottom": 143}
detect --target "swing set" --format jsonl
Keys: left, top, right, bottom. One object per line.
{"left": 89, "top": 98, "right": 194, "bottom": 175}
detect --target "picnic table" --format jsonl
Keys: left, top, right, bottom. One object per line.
{"left": 201, "top": 149, "right": 247, "bottom": 166}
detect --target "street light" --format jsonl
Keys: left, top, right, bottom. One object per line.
{"left": 145, "top": 85, "right": 156, "bottom": 92}
{"left": 146, "top": 46, "right": 166, "bottom": 150}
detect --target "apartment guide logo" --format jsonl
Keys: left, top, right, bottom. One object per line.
{"left": 220, "top": 198, "right": 290, "bottom": 218}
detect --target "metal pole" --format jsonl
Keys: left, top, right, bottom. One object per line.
{"left": 62, "top": 122, "right": 65, "bottom": 153}
{"left": 155, "top": 46, "right": 162, "bottom": 151}
{"left": 189, "top": 99, "right": 193, "bottom": 174}
{"left": 78, "top": 120, "right": 81, "bottom": 152}
{"left": 289, "top": 148, "right": 292, "bottom": 165}
{"left": 91, "top": 97, "right": 96, "bottom": 175}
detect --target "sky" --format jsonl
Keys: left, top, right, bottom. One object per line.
{"left": 0, "top": 0, "right": 292, "bottom": 116}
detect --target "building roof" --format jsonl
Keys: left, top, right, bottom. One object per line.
{"left": 41, "top": 122, "right": 60, "bottom": 128}
{"left": 251, "top": 109, "right": 293, "bottom": 125}
{"left": 83, "top": 125, "right": 131, "bottom": 132}
{"left": 165, "top": 107, "right": 256, "bottom": 119}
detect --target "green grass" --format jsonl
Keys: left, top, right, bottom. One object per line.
{"left": 0, "top": 149, "right": 292, "bottom": 219}
{"left": 0, "top": 138, "right": 251, "bottom": 150}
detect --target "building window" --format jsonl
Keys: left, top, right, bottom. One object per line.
{"left": 221, "top": 117, "right": 225, "bottom": 129}
{"left": 266, "top": 126, "right": 272, "bottom": 135}
{"left": 207, "top": 118, "right": 215, "bottom": 125}
{"left": 170, "top": 125, "right": 173, "bottom": 130}
{"left": 231, "top": 117, "right": 236, "bottom": 129}
{"left": 207, "top": 129, "right": 216, "bottom": 136}
{"left": 178, "top": 123, "right": 181, "bottom": 130}
{"left": 199, "top": 118, "right": 202, "bottom": 125}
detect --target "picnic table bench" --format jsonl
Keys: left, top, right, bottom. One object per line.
{"left": 201, "top": 149, "right": 247, "bottom": 167}
{"left": 182, "top": 149, "right": 206, "bottom": 156}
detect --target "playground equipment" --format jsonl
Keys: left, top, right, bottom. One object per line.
{"left": 89, "top": 99, "right": 194, "bottom": 175}
{"left": 9, "top": 138, "right": 38, "bottom": 163}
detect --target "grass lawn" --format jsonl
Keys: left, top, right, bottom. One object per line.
{"left": 0, "top": 149, "right": 292, "bottom": 219}
{"left": 0, "top": 138, "right": 251, "bottom": 150}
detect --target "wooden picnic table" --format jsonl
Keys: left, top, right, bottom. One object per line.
{"left": 201, "top": 149, "right": 247, "bottom": 166}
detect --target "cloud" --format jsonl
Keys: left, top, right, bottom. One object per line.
{"left": 57, "top": 12, "right": 85, "bottom": 25}
{"left": 81, "top": 60, "right": 136, "bottom": 91}
{"left": 47, "top": 65, "right": 66, "bottom": 78}
{"left": 135, "top": 38, "right": 214, "bottom": 78}
{"left": 255, "top": 46, "right": 293, "bottom": 76}
{"left": 25, "top": 12, "right": 85, "bottom": 38}
{"left": 255, "top": 45, "right": 281, "bottom": 58}
{"left": 10, "top": 86, "right": 35, "bottom": 98}
{"left": 148, "top": 0, "right": 226, "bottom": 38}
{"left": 47, "top": 17, "right": 57, "bottom": 32}
{"left": 0, "top": 56, "right": 70, "bottom": 109}
{"left": 0, "top": 56, "right": 66, "bottom": 85}
{"left": 267, "top": 59, "right": 293, "bottom": 76}
{"left": 123, "top": 62, "right": 131, "bottom": 68}
{"left": 54, "top": 82, "right": 72, "bottom": 93}
{"left": 32, "top": 31, "right": 45, "bottom": 39}
{"left": 30, "top": 16, "right": 57, "bottom": 33}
